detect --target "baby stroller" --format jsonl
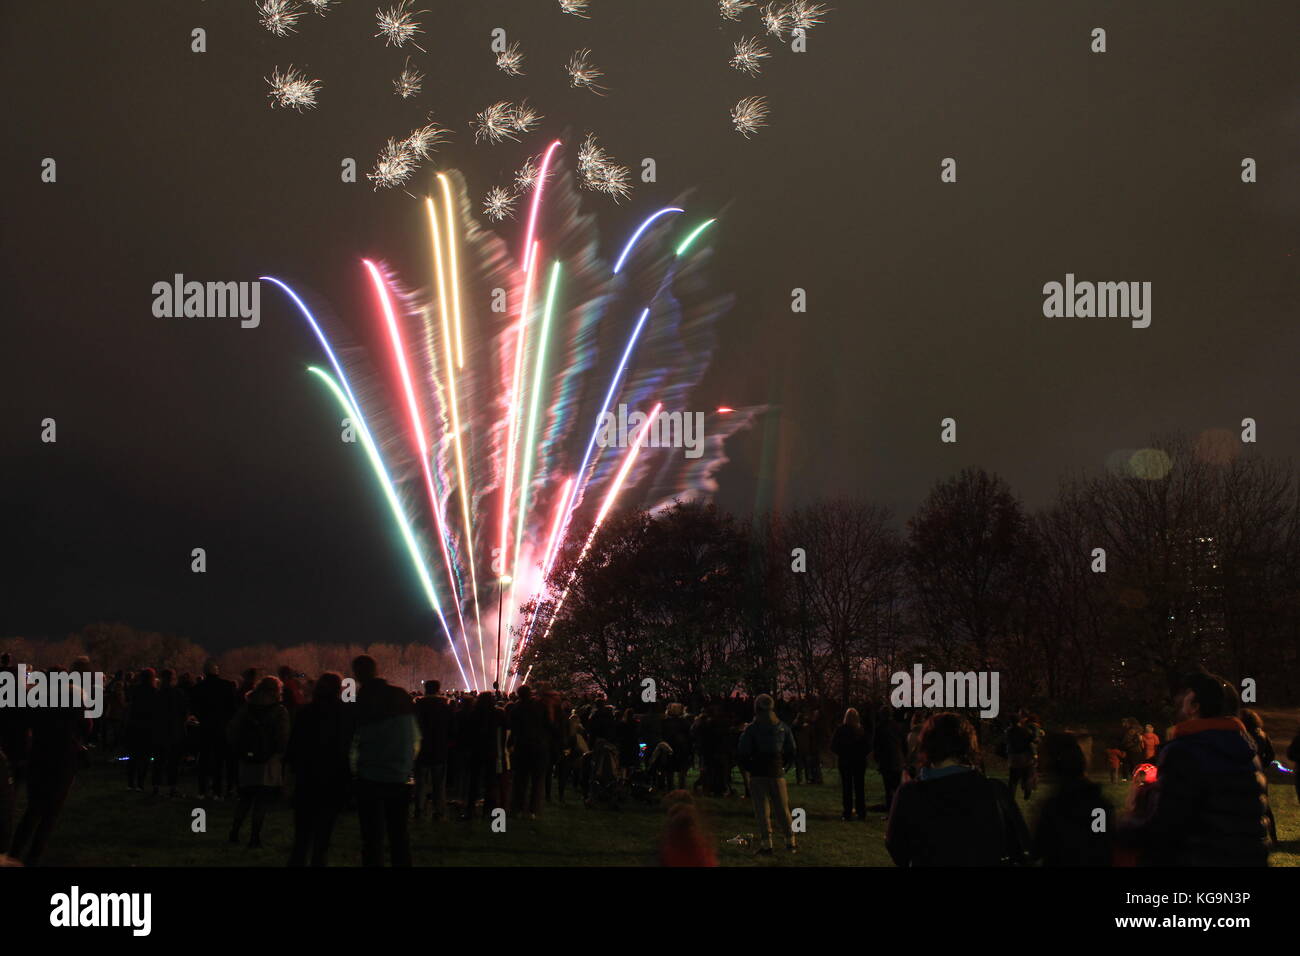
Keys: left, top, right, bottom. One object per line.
{"left": 582, "top": 740, "right": 623, "bottom": 808}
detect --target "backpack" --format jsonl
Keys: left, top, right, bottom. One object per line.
{"left": 236, "top": 707, "right": 276, "bottom": 763}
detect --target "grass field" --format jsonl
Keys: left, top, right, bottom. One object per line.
{"left": 24, "top": 708, "right": 1300, "bottom": 867}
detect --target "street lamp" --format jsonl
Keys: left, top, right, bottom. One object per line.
{"left": 495, "top": 574, "right": 512, "bottom": 694}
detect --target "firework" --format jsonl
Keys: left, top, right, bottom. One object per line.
{"left": 789, "top": 0, "right": 829, "bottom": 29}
{"left": 305, "top": 0, "right": 336, "bottom": 13}
{"left": 585, "top": 161, "right": 632, "bottom": 203}
{"left": 730, "top": 95, "right": 769, "bottom": 137}
{"left": 394, "top": 58, "right": 423, "bottom": 98}
{"left": 718, "top": 0, "right": 754, "bottom": 19}
{"left": 375, "top": 1, "right": 425, "bottom": 50}
{"left": 514, "top": 158, "right": 542, "bottom": 193}
{"left": 496, "top": 41, "right": 525, "bottom": 76}
{"left": 367, "top": 138, "right": 416, "bottom": 189}
{"left": 730, "top": 36, "right": 769, "bottom": 76}
{"left": 565, "top": 49, "right": 607, "bottom": 95}
{"left": 471, "top": 101, "right": 520, "bottom": 144}
{"left": 483, "top": 187, "right": 517, "bottom": 222}
{"left": 257, "top": 0, "right": 303, "bottom": 36}
{"left": 402, "top": 122, "right": 448, "bottom": 159}
{"left": 577, "top": 132, "right": 607, "bottom": 175}
{"left": 510, "top": 100, "right": 544, "bottom": 134}
{"left": 272, "top": 154, "right": 748, "bottom": 691}
{"left": 558, "top": 0, "right": 591, "bottom": 17}
{"left": 266, "top": 65, "right": 321, "bottom": 111}
{"left": 760, "top": 2, "right": 790, "bottom": 39}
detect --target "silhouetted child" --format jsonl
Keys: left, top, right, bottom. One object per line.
{"left": 1106, "top": 748, "right": 1124, "bottom": 784}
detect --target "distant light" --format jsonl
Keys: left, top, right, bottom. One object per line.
{"left": 500, "top": 574, "right": 513, "bottom": 584}
{"left": 717, "top": 406, "right": 734, "bottom": 414}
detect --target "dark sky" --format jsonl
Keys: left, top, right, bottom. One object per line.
{"left": 4, "top": 0, "right": 1298, "bottom": 651}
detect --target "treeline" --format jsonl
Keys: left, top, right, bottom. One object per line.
{"left": 1, "top": 622, "right": 460, "bottom": 692}
{"left": 520, "top": 432, "right": 1300, "bottom": 716}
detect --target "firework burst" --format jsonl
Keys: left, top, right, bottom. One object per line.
{"left": 394, "top": 59, "right": 423, "bottom": 98}
{"left": 305, "top": 0, "right": 337, "bottom": 14}
{"left": 257, "top": 0, "right": 303, "bottom": 36}
{"left": 482, "top": 186, "right": 517, "bottom": 222}
{"left": 496, "top": 41, "right": 525, "bottom": 76}
{"left": 729, "top": 36, "right": 769, "bottom": 76}
{"left": 565, "top": 49, "right": 607, "bottom": 95}
{"left": 718, "top": 0, "right": 754, "bottom": 19}
{"left": 789, "top": 0, "right": 829, "bottom": 29}
{"left": 367, "top": 138, "right": 417, "bottom": 190}
{"left": 514, "top": 158, "right": 542, "bottom": 193}
{"left": 510, "top": 100, "right": 544, "bottom": 134}
{"left": 471, "top": 101, "right": 521, "bottom": 144}
{"left": 558, "top": 0, "right": 591, "bottom": 17}
{"left": 576, "top": 133, "right": 632, "bottom": 202}
{"left": 266, "top": 65, "right": 321, "bottom": 111}
{"left": 402, "top": 121, "right": 449, "bottom": 159}
{"left": 375, "top": 1, "right": 426, "bottom": 51}
{"left": 730, "top": 95, "right": 769, "bottom": 137}
{"left": 760, "top": 2, "right": 790, "bottom": 39}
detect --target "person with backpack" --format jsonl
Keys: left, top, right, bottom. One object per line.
{"left": 737, "top": 694, "right": 797, "bottom": 855}
{"left": 886, "top": 712, "right": 1030, "bottom": 867}
{"left": 227, "top": 676, "right": 291, "bottom": 849}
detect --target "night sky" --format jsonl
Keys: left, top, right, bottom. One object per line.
{"left": 4, "top": 1, "right": 1298, "bottom": 651}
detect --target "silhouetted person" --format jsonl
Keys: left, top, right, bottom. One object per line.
{"left": 414, "top": 680, "right": 451, "bottom": 821}
{"left": 351, "top": 655, "right": 420, "bottom": 866}
{"left": 462, "top": 692, "right": 508, "bottom": 820}
{"left": 9, "top": 668, "right": 89, "bottom": 866}
{"left": 509, "top": 685, "right": 552, "bottom": 819}
{"left": 191, "top": 659, "right": 238, "bottom": 799}
{"left": 227, "top": 676, "right": 290, "bottom": 849}
{"left": 886, "top": 712, "right": 1029, "bottom": 867}
{"left": 662, "top": 703, "right": 692, "bottom": 791}
{"left": 1121, "top": 671, "right": 1270, "bottom": 866}
{"left": 151, "top": 668, "right": 188, "bottom": 796}
{"left": 737, "top": 693, "right": 797, "bottom": 854}
{"left": 831, "top": 707, "right": 870, "bottom": 821}
{"left": 285, "top": 672, "right": 353, "bottom": 866}
{"left": 0, "top": 745, "right": 13, "bottom": 859}
{"left": 872, "top": 707, "right": 906, "bottom": 814}
{"left": 125, "top": 669, "right": 157, "bottom": 791}
{"left": 1032, "top": 732, "right": 1113, "bottom": 865}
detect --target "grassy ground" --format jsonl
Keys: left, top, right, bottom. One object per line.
{"left": 25, "top": 708, "right": 1300, "bottom": 866}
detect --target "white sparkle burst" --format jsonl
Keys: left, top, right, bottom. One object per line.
{"left": 257, "top": 0, "right": 303, "bottom": 36}
{"left": 375, "top": 1, "right": 426, "bottom": 51}
{"left": 730, "top": 95, "right": 769, "bottom": 137}
{"left": 266, "top": 65, "right": 321, "bottom": 111}
{"left": 558, "top": 0, "right": 591, "bottom": 17}
{"left": 565, "top": 49, "right": 607, "bottom": 95}
{"left": 496, "top": 41, "right": 525, "bottom": 76}
{"left": 729, "top": 36, "right": 769, "bottom": 76}
{"left": 483, "top": 187, "right": 518, "bottom": 222}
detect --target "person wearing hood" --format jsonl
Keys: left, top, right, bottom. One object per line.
{"left": 737, "top": 694, "right": 797, "bottom": 854}
{"left": 886, "top": 711, "right": 1029, "bottom": 867}
{"left": 1121, "top": 670, "right": 1271, "bottom": 866}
